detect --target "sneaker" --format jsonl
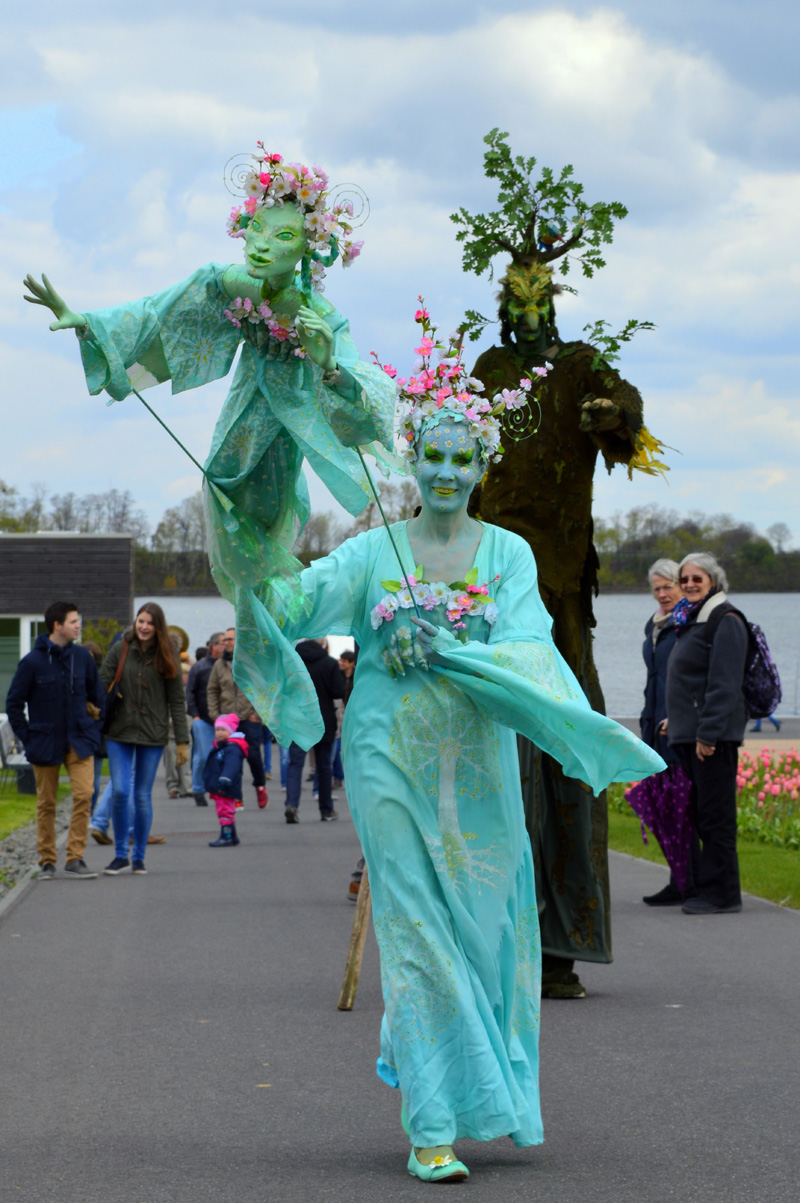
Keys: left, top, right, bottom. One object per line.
{"left": 235, "top": 800, "right": 244, "bottom": 810}
{"left": 131, "top": 860, "right": 148, "bottom": 875}
{"left": 320, "top": 809, "right": 339, "bottom": 822}
{"left": 39, "top": 863, "right": 56, "bottom": 881}
{"left": 265, "top": 772, "right": 272, "bottom": 780}
{"left": 64, "top": 859, "right": 98, "bottom": 879}
{"left": 103, "top": 857, "right": 131, "bottom": 875}
{"left": 168, "top": 789, "right": 179, "bottom": 798}
{"left": 284, "top": 805, "right": 299, "bottom": 824}
{"left": 256, "top": 785, "right": 269, "bottom": 809}
{"left": 348, "top": 881, "right": 360, "bottom": 902}
{"left": 90, "top": 828, "right": 113, "bottom": 846}
{"left": 193, "top": 792, "right": 209, "bottom": 807}
{"left": 332, "top": 778, "right": 344, "bottom": 789}
{"left": 146, "top": 835, "right": 167, "bottom": 845}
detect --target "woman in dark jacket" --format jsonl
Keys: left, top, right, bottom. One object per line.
{"left": 100, "top": 602, "right": 189, "bottom": 876}
{"left": 640, "top": 558, "right": 682, "bottom": 762}
{"left": 664, "top": 553, "right": 748, "bottom": 915}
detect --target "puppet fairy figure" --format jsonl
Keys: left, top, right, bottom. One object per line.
{"left": 267, "top": 308, "right": 665, "bottom": 1181}
{"left": 23, "top": 146, "right": 396, "bottom": 746}
{"left": 452, "top": 129, "right": 667, "bottom": 998}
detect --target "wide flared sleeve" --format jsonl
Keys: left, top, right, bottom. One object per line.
{"left": 230, "top": 529, "right": 379, "bottom": 752}
{"left": 77, "top": 263, "right": 241, "bottom": 402}
{"left": 429, "top": 533, "right": 665, "bottom": 794}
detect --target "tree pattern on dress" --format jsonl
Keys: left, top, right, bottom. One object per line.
{"left": 373, "top": 913, "right": 459, "bottom": 1044}
{"left": 388, "top": 675, "right": 505, "bottom": 893}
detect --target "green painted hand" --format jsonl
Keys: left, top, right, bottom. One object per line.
{"left": 296, "top": 304, "right": 336, "bottom": 372}
{"left": 23, "top": 273, "right": 87, "bottom": 332}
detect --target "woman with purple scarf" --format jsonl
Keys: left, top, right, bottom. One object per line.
{"left": 662, "top": 553, "right": 748, "bottom": 915}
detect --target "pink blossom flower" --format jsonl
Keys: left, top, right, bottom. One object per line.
{"left": 415, "top": 338, "right": 435, "bottom": 356}
{"left": 244, "top": 197, "right": 258, "bottom": 215}
{"left": 436, "top": 387, "right": 453, "bottom": 403}
{"left": 415, "top": 308, "right": 429, "bottom": 321}
{"left": 533, "top": 365, "right": 548, "bottom": 377}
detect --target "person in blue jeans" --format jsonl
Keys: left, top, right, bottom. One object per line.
{"left": 185, "top": 632, "right": 225, "bottom": 805}
{"left": 284, "top": 640, "right": 345, "bottom": 823}
{"left": 100, "top": 604, "right": 188, "bottom": 876}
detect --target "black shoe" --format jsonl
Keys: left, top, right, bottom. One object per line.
{"left": 39, "top": 863, "right": 56, "bottom": 881}
{"left": 284, "top": 806, "right": 299, "bottom": 824}
{"left": 103, "top": 857, "right": 131, "bottom": 875}
{"left": 131, "top": 860, "right": 148, "bottom": 875}
{"left": 643, "top": 883, "right": 685, "bottom": 906}
{"left": 193, "top": 792, "right": 209, "bottom": 807}
{"left": 64, "top": 859, "right": 98, "bottom": 879}
{"left": 682, "top": 896, "right": 742, "bottom": 915}
{"left": 320, "top": 809, "right": 339, "bottom": 822}
{"left": 230, "top": 822, "right": 240, "bottom": 846}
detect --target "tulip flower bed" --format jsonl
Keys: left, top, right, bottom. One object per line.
{"left": 736, "top": 747, "right": 800, "bottom": 850}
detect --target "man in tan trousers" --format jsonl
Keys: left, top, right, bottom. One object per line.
{"left": 5, "top": 601, "right": 105, "bottom": 879}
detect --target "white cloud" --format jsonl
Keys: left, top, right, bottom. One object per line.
{"left": 0, "top": 4, "right": 797, "bottom": 542}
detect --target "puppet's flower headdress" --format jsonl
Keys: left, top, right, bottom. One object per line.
{"left": 371, "top": 301, "right": 546, "bottom": 465}
{"left": 223, "top": 143, "right": 365, "bottom": 288}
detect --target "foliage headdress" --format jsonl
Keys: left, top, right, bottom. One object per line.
{"left": 371, "top": 301, "right": 546, "bottom": 465}
{"left": 450, "top": 128, "right": 653, "bottom": 361}
{"left": 224, "top": 143, "right": 366, "bottom": 290}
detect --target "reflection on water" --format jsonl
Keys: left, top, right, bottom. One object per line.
{"left": 139, "top": 592, "right": 800, "bottom": 717}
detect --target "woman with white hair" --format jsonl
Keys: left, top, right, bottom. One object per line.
{"left": 638, "top": 558, "right": 689, "bottom": 906}
{"left": 662, "top": 553, "right": 748, "bottom": 915}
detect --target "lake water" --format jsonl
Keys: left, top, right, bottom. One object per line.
{"left": 139, "top": 591, "right": 800, "bottom": 718}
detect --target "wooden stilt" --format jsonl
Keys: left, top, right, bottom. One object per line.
{"left": 337, "top": 864, "right": 371, "bottom": 1010}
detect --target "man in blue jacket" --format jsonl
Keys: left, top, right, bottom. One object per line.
{"left": 5, "top": 601, "right": 105, "bottom": 880}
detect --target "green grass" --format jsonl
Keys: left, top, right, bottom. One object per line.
{"left": 608, "top": 797, "right": 800, "bottom": 910}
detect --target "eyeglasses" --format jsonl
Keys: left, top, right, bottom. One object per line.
{"left": 679, "top": 575, "right": 706, "bottom": 585}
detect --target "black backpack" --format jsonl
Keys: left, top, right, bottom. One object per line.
{"left": 703, "top": 604, "right": 782, "bottom": 720}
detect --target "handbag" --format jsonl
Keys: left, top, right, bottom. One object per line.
{"left": 101, "top": 640, "right": 129, "bottom": 736}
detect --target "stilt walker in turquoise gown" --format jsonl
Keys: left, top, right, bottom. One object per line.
{"left": 265, "top": 309, "right": 666, "bottom": 1181}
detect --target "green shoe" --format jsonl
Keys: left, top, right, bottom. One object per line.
{"left": 407, "top": 1146, "right": 469, "bottom": 1182}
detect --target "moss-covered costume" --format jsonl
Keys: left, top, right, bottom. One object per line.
{"left": 471, "top": 339, "right": 644, "bottom": 964}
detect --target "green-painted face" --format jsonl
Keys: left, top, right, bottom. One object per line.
{"left": 415, "top": 421, "right": 481, "bottom": 515}
{"left": 243, "top": 204, "right": 308, "bottom": 285}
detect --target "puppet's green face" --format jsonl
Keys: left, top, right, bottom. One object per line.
{"left": 243, "top": 204, "right": 308, "bottom": 285}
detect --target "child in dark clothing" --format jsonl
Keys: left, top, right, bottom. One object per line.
{"left": 204, "top": 713, "right": 248, "bottom": 847}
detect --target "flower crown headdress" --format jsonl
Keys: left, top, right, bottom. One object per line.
{"left": 223, "top": 143, "right": 366, "bottom": 290}
{"left": 371, "top": 301, "right": 546, "bottom": 465}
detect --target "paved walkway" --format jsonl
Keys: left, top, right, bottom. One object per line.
{"left": 1, "top": 769, "right": 798, "bottom": 1203}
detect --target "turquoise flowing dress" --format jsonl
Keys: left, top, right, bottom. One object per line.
{"left": 276, "top": 521, "right": 665, "bottom": 1147}
{"left": 75, "top": 262, "right": 396, "bottom": 744}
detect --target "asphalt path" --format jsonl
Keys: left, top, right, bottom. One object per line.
{"left": 1, "top": 768, "right": 798, "bottom": 1203}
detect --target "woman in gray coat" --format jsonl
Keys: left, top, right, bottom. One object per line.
{"left": 663, "top": 553, "right": 748, "bottom": 914}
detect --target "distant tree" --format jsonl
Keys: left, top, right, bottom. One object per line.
{"left": 767, "top": 522, "right": 792, "bottom": 554}
{"left": 346, "top": 478, "right": 419, "bottom": 536}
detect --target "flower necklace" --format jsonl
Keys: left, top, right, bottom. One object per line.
{"left": 371, "top": 565, "right": 500, "bottom": 642}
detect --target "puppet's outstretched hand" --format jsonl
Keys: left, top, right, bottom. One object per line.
{"left": 23, "top": 273, "right": 87, "bottom": 332}
{"left": 296, "top": 304, "right": 335, "bottom": 372}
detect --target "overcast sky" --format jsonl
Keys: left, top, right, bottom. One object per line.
{"left": 1, "top": 1, "right": 798, "bottom": 543}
